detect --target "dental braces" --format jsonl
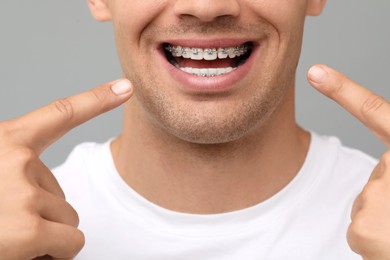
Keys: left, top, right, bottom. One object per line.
{"left": 165, "top": 44, "right": 250, "bottom": 58}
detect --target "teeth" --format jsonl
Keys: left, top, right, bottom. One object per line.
{"left": 190, "top": 48, "right": 203, "bottom": 60}
{"left": 165, "top": 43, "right": 250, "bottom": 77}
{"left": 209, "top": 68, "right": 217, "bottom": 75}
{"left": 217, "top": 48, "right": 228, "bottom": 59}
{"left": 171, "top": 46, "right": 183, "bottom": 57}
{"left": 182, "top": 47, "right": 192, "bottom": 59}
{"left": 165, "top": 44, "right": 249, "bottom": 61}
{"left": 179, "top": 67, "right": 236, "bottom": 77}
{"left": 204, "top": 48, "right": 217, "bottom": 60}
{"left": 228, "top": 48, "right": 236, "bottom": 58}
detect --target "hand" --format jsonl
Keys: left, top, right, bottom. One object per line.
{"left": 0, "top": 79, "right": 133, "bottom": 259}
{"left": 308, "top": 65, "right": 390, "bottom": 260}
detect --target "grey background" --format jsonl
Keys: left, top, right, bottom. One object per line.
{"left": 0, "top": 1, "right": 389, "bottom": 168}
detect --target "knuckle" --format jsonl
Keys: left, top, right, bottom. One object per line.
{"left": 0, "top": 121, "right": 11, "bottom": 138}
{"left": 65, "top": 229, "right": 85, "bottom": 256}
{"left": 66, "top": 201, "right": 80, "bottom": 227}
{"left": 53, "top": 98, "right": 75, "bottom": 121}
{"left": 361, "top": 95, "right": 386, "bottom": 118}
{"left": 11, "top": 146, "right": 38, "bottom": 166}
{"left": 72, "top": 209, "right": 80, "bottom": 228}
{"left": 380, "top": 151, "right": 390, "bottom": 169}
{"left": 329, "top": 78, "right": 348, "bottom": 98}
{"left": 20, "top": 186, "right": 41, "bottom": 205}
{"left": 347, "top": 209, "right": 382, "bottom": 259}
{"left": 348, "top": 213, "right": 373, "bottom": 245}
{"left": 90, "top": 88, "right": 110, "bottom": 110}
{"left": 23, "top": 215, "right": 44, "bottom": 243}
{"left": 0, "top": 121, "right": 20, "bottom": 143}
{"left": 73, "top": 230, "right": 85, "bottom": 253}
{"left": 360, "top": 180, "right": 383, "bottom": 202}
{"left": 57, "top": 228, "right": 85, "bottom": 258}
{"left": 0, "top": 215, "right": 42, "bottom": 259}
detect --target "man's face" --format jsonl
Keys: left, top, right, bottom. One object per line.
{"left": 90, "top": 0, "right": 325, "bottom": 144}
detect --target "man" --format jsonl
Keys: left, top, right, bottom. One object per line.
{"left": 1, "top": 0, "right": 390, "bottom": 259}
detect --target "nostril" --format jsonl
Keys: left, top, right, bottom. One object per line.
{"left": 174, "top": 0, "right": 240, "bottom": 22}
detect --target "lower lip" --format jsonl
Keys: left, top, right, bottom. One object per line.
{"left": 158, "top": 46, "right": 258, "bottom": 93}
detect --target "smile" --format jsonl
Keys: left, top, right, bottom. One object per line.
{"left": 163, "top": 42, "right": 253, "bottom": 77}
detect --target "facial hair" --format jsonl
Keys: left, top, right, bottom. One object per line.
{"left": 118, "top": 17, "right": 301, "bottom": 145}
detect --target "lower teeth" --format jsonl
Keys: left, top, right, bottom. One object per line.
{"left": 179, "top": 67, "right": 236, "bottom": 77}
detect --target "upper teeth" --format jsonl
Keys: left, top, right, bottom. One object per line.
{"left": 165, "top": 44, "right": 249, "bottom": 61}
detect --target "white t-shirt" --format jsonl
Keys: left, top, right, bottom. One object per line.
{"left": 53, "top": 132, "right": 377, "bottom": 259}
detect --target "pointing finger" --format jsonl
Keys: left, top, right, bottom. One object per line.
{"left": 308, "top": 64, "right": 390, "bottom": 147}
{"left": 5, "top": 79, "right": 133, "bottom": 155}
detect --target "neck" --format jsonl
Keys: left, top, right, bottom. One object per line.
{"left": 111, "top": 85, "right": 310, "bottom": 214}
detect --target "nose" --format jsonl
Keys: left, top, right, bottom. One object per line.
{"left": 174, "top": 0, "right": 240, "bottom": 22}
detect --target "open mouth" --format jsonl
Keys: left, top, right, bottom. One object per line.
{"left": 163, "top": 42, "right": 254, "bottom": 77}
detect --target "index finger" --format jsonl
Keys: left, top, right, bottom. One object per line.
{"left": 4, "top": 79, "right": 133, "bottom": 155}
{"left": 307, "top": 64, "right": 390, "bottom": 147}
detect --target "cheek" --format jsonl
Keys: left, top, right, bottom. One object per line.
{"left": 249, "top": 0, "right": 307, "bottom": 67}
{"left": 111, "top": 0, "right": 167, "bottom": 46}
{"left": 111, "top": 1, "right": 167, "bottom": 76}
{"left": 248, "top": 0, "right": 307, "bottom": 34}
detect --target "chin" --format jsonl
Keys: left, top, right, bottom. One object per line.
{"left": 157, "top": 106, "right": 270, "bottom": 145}
{"left": 170, "top": 126, "right": 248, "bottom": 145}
{"left": 127, "top": 48, "right": 292, "bottom": 146}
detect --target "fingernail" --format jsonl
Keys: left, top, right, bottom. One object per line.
{"left": 308, "top": 66, "right": 328, "bottom": 84}
{"left": 111, "top": 79, "right": 132, "bottom": 95}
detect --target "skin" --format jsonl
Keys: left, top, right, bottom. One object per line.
{"left": 308, "top": 65, "right": 390, "bottom": 260}
{"left": 112, "top": 0, "right": 312, "bottom": 146}
{"left": 0, "top": 0, "right": 389, "bottom": 259}
{"left": 0, "top": 79, "right": 133, "bottom": 259}
{"left": 98, "top": 0, "right": 324, "bottom": 214}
